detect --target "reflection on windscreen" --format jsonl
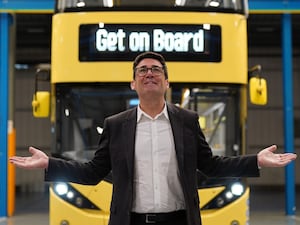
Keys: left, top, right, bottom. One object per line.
{"left": 57, "top": 0, "right": 245, "bottom": 12}
{"left": 56, "top": 84, "right": 240, "bottom": 161}
{"left": 180, "top": 86, "right": 239, "bottom": 157}
{"left": 56, "top": 85, "right": 138, "bottom": 162}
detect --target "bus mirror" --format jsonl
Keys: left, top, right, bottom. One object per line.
{"left": 32, "top": 64, "right": 51, "bottom": 118}
{"left": 249, "top": 77, "right": 267, "bottom": 105}
{"left": 32, "top": 91, "right": 50, "bottom": 117}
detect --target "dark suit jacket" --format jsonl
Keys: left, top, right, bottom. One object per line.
{"left": 45, "top": 103, "right": 260, "bottom": 225}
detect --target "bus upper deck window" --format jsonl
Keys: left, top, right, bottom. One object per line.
{"left": 56, "top": 0, "right": 246, "bottom": 13}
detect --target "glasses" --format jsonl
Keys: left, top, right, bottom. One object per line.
{"left": 135, "top": 66, "right": 164, "bottom": 77}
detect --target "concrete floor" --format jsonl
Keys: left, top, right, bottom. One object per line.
{"left": 1, "top": 186, "right": 300, "bottom": 225}
{"left": 249, "top": 186, "right": 300, "bottom": 225}
{"left": 0, "top": 191, "right": 49, "bottom": 225}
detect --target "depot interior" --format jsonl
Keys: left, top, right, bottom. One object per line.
{"left": 14, "top": 13, "right": 300, "bottom": 193}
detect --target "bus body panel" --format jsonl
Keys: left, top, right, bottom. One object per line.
{"left": 51, "top": 12, "right": 247, "bottom": 84}
{"left": 50, "top": 188, "right": 109, "bottom": 225}
{"left": 200, "top": 188, "right": 250, "bottom": 225}
{"left": 47, "top": 2, "right": 254, "bottom": 224}
{"left": 49, "top": 183, "right": 249, "bottom": 225}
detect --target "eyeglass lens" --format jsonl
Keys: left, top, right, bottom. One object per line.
{"left": 136, "top": 66, "right": 163, "bottom": 76}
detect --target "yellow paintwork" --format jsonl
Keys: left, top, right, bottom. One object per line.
{"left": 240, "top": 86, "right": 248, "bottom": 155}
{"left": 49, "top": 187, "right": 109, "bottom": 225}
{"left": 71, "top": 182, "right": 113, "bottom": 212}
{"left": 51, "top": 11, "right": 247, "bottom": 84}
{"left": 249, "top": 77, "right": 267, "bottom": 105}
{"left": 198, "top": 186, "right": 225, "bottom": 208}
{"left": 32, "top": 91, "right": 50, "bottom": 117}
{"left": 50, "top": 182, "right": 249, "bottom": 225}
{"left": 7, "top": 128, "right": 16, "bottom": 216}
{"left": 49, "top": 9, "right": 251, "bottom": 225}
{"left": 200, "top": 188, "right": 250, "bottom": 225}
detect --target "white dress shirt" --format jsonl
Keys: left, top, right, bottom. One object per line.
{"left": 131, "top": 104, "right": 185, "bottom": 213}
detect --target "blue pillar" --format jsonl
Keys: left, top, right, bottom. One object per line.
{"left": 281, "top": 13, "right": 296, "bottom": 216}
{"left": 0, "top": 13, "right": 10, "bottom": 217}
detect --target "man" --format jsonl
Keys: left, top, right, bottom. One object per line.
{"left": 10, "top": 52, "right": 297, "bottom": 225}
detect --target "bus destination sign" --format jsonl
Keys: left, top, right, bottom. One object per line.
{"left": 79, "top": 23, "right": 221, "bottom": 62}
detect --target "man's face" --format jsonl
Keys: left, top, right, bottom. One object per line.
{"left": 131, "top": 58, "right": 169, "bottom": 99}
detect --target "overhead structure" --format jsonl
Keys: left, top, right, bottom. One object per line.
{"left": 249, "top": 0, "right": 300, "bottom": 13}
{"left": 0, "top": 0, "right": 300, "bottom": 13}
{"left": 0, "top": 0, "right": 54, "bottom": 12}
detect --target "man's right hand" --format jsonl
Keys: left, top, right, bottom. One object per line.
{"left": 9, "top": 146, "right": 49, "bottom": 170}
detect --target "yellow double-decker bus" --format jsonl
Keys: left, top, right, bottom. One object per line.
{"left": 32, "top": 0, "right": 267, "bottom": 224}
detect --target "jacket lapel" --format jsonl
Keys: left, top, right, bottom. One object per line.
{"left": 122, "top": 108, "right": 137, "bottom": 180}
{"left": 167, "top": 103, "right": 185, "bottom": 170}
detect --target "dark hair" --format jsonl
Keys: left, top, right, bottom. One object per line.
{"left": 133, "top": 51, "right": 168, "bottom": 79}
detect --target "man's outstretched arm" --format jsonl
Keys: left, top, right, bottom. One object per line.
{"left": 9, "top": 146, "right": 49, "bottom": 169}
{"left": 257, "top": 145, "right": 297, "bottom": 168}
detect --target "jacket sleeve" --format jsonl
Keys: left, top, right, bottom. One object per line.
{"left": 45, "top": 118, "right": 112, "bottom": 184}
{"left": 192, "top": 111, "right": 260, "bottom": 178}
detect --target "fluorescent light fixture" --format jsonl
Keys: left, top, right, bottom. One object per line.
{"left": 209, "top": 1, "right": 220, "bottom": 7}
{"left": 203, "top": 24, "right": 211, "bottom": 30}
{"left": 97, "top": 126, "right": 103, "bottom": 134}
{"left": 99, "top": 22, "right": 105, "bottom": 28}
{"left": 77, "top": 0, "right": 85, "bottom": 7}
{"left": 103, "top": 0, "right": 113, "bottom": 7}
{"left": 64, "top": 108, "right": 70, "bottom": 117}
{"left": 175, "top": 0, "right": 186, "bottom": 6}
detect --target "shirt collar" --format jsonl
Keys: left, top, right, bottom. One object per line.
{"left": 137, "top": 103, "right": 169, "bottom": 122}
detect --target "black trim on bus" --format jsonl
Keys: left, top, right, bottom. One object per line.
{"left": 55, "top": 6, "right": 244, "bottom": 15}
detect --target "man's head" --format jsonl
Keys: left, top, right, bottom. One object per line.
{"left": 130, "top": 52, "right": 169, "bottom": 101}
{"left": 132, "top": 52, "right": 168, "bottom": 79}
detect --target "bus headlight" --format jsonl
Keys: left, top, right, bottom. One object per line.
{"left": 201, "top": 181, "right": 246, "bottom": 210}
{"left": 54, "top": 183, "right": 69, "bottom": 195}
{"left": 52, "top": 182, "right": 100, "bottom": 210}
{"left": 231, "top": 182, "right": 244, "bottom": 196}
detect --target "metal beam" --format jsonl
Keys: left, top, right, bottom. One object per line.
{"left": 249, "top": 0, "right": 300, "bottom": 13}
{"left": 281, "top": 13, "right": 296, "bottom": 216}
{"left": 0, "top": 0, "right": 300, "bottom": 13}
{"left": 0, "top": 13, "right": 11, "bottom": 217}
{"left": 0, "top": 0, "right": 54, "bottom": 13}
